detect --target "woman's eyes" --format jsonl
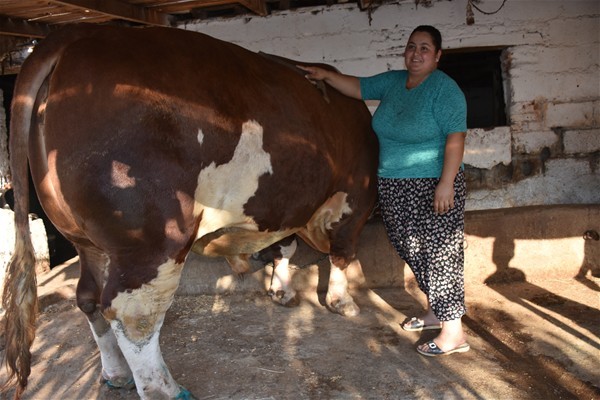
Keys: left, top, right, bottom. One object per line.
{"left": 406, "top": 45, "right": 431, "bottom": 52}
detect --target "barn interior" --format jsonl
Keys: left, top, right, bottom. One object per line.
{"left": 0, "top": 1, "right": 598, "bottom": 399}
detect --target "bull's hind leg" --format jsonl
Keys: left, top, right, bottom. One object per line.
{"left": 76, "top": 247, "right": 134, "bottom": 388}
{"left": 103, "top": 257, "right": 190, "bottom": 399}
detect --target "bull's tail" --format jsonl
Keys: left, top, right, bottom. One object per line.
{"left": 1, "top": 218, "right": 38, "bottom": 399}
{"left": 1, "top": 33, "right": 65, "bottom": 400}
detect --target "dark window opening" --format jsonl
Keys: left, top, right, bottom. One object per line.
{"left": 438, "top": 48, "right": 507, "bottom": 129}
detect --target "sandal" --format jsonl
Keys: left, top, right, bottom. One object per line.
{"left": 417, "top": 340, "right": 470, "bottom": 357}
{"left": 401, "top": 317, "right": 442, "bottom": 332}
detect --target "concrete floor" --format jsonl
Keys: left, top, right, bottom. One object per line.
{"left": 1, "top": 261, "right": 598, "bottom": 400}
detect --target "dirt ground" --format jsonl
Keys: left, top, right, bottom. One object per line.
{"left": 0, "top": 257, "right": 599, "bottom": 400}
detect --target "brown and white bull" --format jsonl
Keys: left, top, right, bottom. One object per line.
{"left": 2, "top": 24, "right": 377, "bottom": 399}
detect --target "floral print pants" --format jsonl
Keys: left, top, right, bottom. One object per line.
{"left": 377, "top": 170, "right": 466, "bottom": 321}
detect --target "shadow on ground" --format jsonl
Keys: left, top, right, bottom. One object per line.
{"left": 0, "top": 261, "right": 598, "bottom": 400}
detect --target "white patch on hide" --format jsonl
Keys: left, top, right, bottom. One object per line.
{"left": 193, "top": 120, "right": 273, "bottom": 238}
{"left": 111, "top": 160, "right": 136, "bottom": 189}
{"left": 197, "top": 129, "right": 204, "bottom": 145}
{"left": 279, "top": 239, "right": 298, "bottom": 260}
{"left": 297, "top": 192, "right": 353, "bottom": 254}
{"left": 108, "top": 259, "right": 183, "bottom": 341}
{"left": 323, "top": 192, "right": 352, "bottom": 230}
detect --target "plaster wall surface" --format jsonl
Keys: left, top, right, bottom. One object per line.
{"left": 181, "top": 0, "right": 600, "bottom": 210}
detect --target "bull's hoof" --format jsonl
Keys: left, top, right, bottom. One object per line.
{"left": 326, "top": 297, "right": 360, "bottom": 317}
{"left": 103, "top": 376, "right": 135, "bottom": 390}
{"left": 268, "top": 289, "right": 300, "bottom": 307}
{"left": 175, "top": 386, "right": 197, "bottom": 400}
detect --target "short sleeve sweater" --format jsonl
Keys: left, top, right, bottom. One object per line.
{"left": 359, "top": 69, "right": 467, "bottom": 179}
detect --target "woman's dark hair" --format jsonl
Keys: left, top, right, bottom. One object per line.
{"left": 411, "top": 25, "right": 442, "bottom": 51}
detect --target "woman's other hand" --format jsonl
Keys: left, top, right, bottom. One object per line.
{"left": 434, "top": 181, "right": 455, "bottom": 214}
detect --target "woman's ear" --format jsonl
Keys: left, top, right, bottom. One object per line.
{"left": 435, "top": 49, "right": 442, "bottom": 62}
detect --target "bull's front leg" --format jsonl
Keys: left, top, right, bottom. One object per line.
{"left": 268, "top": 237, "right": 299, "bottom": 307}
{"left": 103, "top": 259, "right": 193, "bottom": 400}
{"left": 326, "top": 256, "right": 360, "bottom": 317}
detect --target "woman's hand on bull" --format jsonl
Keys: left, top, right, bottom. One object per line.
{"left": 297, "top": 65, "right": 328, "bottom": 81}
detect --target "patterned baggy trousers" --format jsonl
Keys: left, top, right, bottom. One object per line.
{"left": 377, "top": 170, "right": 467, "bottom": 321}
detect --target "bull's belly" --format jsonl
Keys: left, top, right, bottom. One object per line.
{"left": 191, "top": 226, "right": 296, "bottom": 257}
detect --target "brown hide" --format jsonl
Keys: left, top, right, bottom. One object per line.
{"left": 29, "top": 24, "right": 377, "bottom": 279}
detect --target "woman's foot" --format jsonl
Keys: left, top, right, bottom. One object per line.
{"left": 416, "top": 318, "right": 469, "bottom": 356}
{"left": 401, "top": 309, "right": 442, "bottom": 331}
{"left": 417, "top": 340, "right": 470, "bottom": 356}
{"left": 401, "top": 316, "right": 442, "bottom": 331}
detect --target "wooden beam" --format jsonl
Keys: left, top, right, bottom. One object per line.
{"left": 237, "top": 0, "right": 268, "bottom": 16}
{"left": 49, "top": 0, "right": 173, "bottom": 26}
{"left": 152, "top": 0, "right": 265, "bottom": 16}
{"left": 357, "top": 0, "right": 373, "bottom": 10}
{"left": 0, "top": 17, "right": 53, "bottom": 39}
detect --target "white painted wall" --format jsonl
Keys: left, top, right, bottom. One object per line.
{"left": 180, "top": 0, "right": 600, "bottom": 211}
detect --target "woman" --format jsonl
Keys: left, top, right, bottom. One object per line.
{"left": 299, "top": 25, "right": 469, "bottom": 356}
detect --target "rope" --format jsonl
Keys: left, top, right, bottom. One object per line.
{"left": 265, "top": 253, "right": 328, "bottom": 295}
{"left": 289, "top": 254, "right": 329, "bottom": 270}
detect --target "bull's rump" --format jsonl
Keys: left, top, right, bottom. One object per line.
{"left": 25, "top": 24, "right": 376, "bottom": 256}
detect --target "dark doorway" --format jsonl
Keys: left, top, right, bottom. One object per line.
{"left": 1, "top": 74, "right": 77, "bottom": 267}
{"left": 439, "top": 48, "right": 508, "bottom": 129}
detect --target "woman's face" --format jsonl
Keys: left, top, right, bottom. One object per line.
{"left": 404, "top": 31, "right": 441, "bottom": 76}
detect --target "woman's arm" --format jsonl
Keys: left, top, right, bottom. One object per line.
{"left": 434, "top": 131, "right": 466, "bottom": 215}
{"left": 297, "top": 65, "right": 362, "bottom": 100}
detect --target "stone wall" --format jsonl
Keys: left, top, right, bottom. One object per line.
{"left": 176, "top": 204, "right": 600, "bottom": 295}
{"left": 180, "top": 0, "right": 600, "bottom": 211}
